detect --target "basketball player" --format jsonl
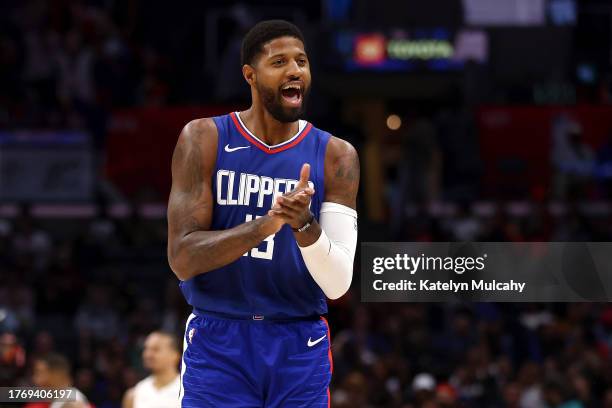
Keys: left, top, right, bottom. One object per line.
{"left": 27, "top": 353, "right": 89, "bottom": 408}
{"left": 122, "top": 331, "right": 181, "bottom": 408}
{"left": 167, "top": 20, "right": 359, "bottom": 407}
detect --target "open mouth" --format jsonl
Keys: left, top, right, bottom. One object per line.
{"left": 280, "top": 85, "right": 303, "bottom": 107}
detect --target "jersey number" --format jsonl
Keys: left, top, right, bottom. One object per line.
{"left": 243, "top": 214, "right": 275, "bottom": 260}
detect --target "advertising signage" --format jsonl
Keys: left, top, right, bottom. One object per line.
{"left": 332, "top": 28, "right": 488, "bottom": 72}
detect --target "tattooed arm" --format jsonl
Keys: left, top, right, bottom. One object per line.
{"left": 167, "top": 118, "right": 284, "bottom": 281}
{"left": 323, "top": 136, "right": 360, "bottom": 210}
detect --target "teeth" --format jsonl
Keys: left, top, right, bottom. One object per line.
{"left": 283, "top": 85, "right": 301, "bottom": 91}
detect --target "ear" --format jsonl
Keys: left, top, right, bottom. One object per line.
{"left": 242, "top": 64, "right": 256, "bottom": 86}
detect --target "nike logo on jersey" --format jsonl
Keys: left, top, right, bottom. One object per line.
{"left": 225, "top": 144, "right": 250, "bottom": 152}
{"left": 307, "top": 335, "right": 326, "bottom": 347}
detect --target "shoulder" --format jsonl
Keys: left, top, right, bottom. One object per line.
{"left": 324, "top": 136, "right": 359, "bottom": 176}
{"left": 172, "top": 117, "right": 219, "bottom": 172}
{"left": 178, "top": 117, "right": 219, "bottom": 148}
{"left": 74, "top": 389, "right": 89, "bottom": 402}
{"left": 325, "top": 136, "right": 358, "bottom": 163}
{"left": 131, "top": 376, "right": 153, "bottom": 394}
{"left": 137, "top": 375, "right": 153, "bottom": 387}
{"left": 122, "top": 386, "right": 135, "bottom": 408}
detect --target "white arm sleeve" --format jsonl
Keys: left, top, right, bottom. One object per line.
{"left": 298, "top": 202, "right": 357, "bottom": 300}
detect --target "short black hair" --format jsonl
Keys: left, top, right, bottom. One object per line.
{"left": 241, "top": 20, "right": 305, "bottom": 66}
{"left": 37, "top": 353, "right": 71, "bottom": 375}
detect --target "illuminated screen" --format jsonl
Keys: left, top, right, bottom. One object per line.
{"left": 463, "top": 0, "right": 546, "bottom": 26}
{"left": 549, "top": 0, "right": 576, "bottom": 25}
{"left": 331, "top": 29, "right": 488, "bottom": 72}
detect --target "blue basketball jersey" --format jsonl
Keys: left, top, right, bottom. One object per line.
{"left": 179, "top": 112, "right": 332, "bottom": 319}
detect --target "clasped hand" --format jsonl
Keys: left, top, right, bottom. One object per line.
{"left": 267, "top": 163, "right": 314, "bottom": 230}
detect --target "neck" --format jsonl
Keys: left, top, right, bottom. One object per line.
{"left": 240, "top": 104, "right": 299, "bottom": 146}
{"left": 152, "top": 369, "right": 178, "bottom": 388}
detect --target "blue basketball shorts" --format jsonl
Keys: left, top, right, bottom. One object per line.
{"left": 179, "top": 313, "right": 333, "bottom": 407}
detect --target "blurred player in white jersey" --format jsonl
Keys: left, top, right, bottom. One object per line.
{"left": 122, "top": 331, "right": 181, "bottom": 408}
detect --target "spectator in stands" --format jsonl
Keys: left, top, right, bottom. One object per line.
{"left": 595, "top": 131, "right": 612, "bottom": 198}
{"left": 552, "top": 117, "right": 595, "bottom": 200}
{"left": 411, "top": 373, "right": 436, "bottom": 405}
{"left": 0, "top": 332, "right": 26, "bottom": 386}
{"left": 445, "top": 203, "right": 481, "bottom": 241}
{"left": 603, "top": 389, "right": 612, "bottom": 408}
{"left": 74, "top": 286, "right": 119, "bottom": 341}
{"left": 542, "top": 379, "right": 584, "bottom": 408}
{"left": 502, "top": 382, "right": 522, "bottom": 408}
{"left": 12, "top": 208, "right": 53, "bottom": 273}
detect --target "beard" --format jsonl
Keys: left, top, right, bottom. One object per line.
{"left": 257, "top": 82, "right": 309, "bottom": 123}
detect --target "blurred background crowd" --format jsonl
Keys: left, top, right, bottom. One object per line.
{"left": 2, "top": 0, "right": 612, "bottom": 407}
